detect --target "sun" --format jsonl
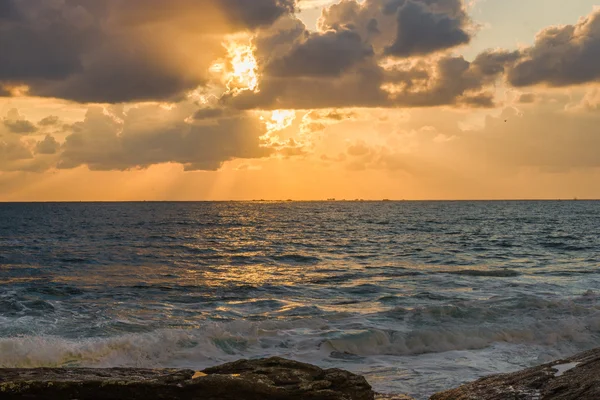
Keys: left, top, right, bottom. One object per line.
{"left": 265, "top": 110, "right": 296, "bottom": 133}
{"left": 210, "top": 36, "right": 260, "bottom": 95}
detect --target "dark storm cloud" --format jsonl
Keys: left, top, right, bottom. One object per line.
{"left": 0, "top": 0, "right": 16, "bottom": 20}
{"left": 507, "top": 9, "right": 600, "bottom": 87}
{"left": 109, "top": 0, "right": 294, "bottom": 30}
{"left": 0, "top": 0, "right": 296, "bottom": 103}
{"left": 266, "top": 29, "right": 374, "bottom": 77}
{"left": 469, "top": 50, "right": 521, "bottom": 76}
{"left": 31, "top": 36, "right": 208, "bottom": 104}
{"left": 222, "top": 0, "right": 296, "bottom": 28}
{"left": 387, "top": 55, "right": 503, "bottom": 108}
{"left": 319, "top": 0, "right": 472, "bottom": 57}
{"left": 58, "top": 106, "right": 272, "bottom": 171}
{"left": 384, "top": 0, "right": 471, "bottom": 57}
{"left": 0, "top": 1, "right": 97, "bottom": 81}
{"left": 238, "top": 0, "right": 485, "bottom": 109}
{"left": 243, "top": 4, "right": 600, "bottom": 111}
{"left": 226, "top": 61, "right": 388, "bottom": 109}
{"left": 228, "top": 52, "right": 505, "bottom": 110}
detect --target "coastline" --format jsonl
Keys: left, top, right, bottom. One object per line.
{"left": 2, "top": 348, "right": 599, "bottom": 399}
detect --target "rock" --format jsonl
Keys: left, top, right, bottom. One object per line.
{"left": 0, "top": 357, "right": 374, "bottom": 400}
{"left": 375, "top": 393, "right": 416, "bottom": 400}
{"left": 431, "top": 347, "right": 600, "bottom": 400}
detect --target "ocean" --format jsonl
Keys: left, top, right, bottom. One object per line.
{"left": 0, "top": 201, "right": 599, "bottom": 399}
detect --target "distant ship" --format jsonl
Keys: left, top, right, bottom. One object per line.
{"left": 327, "top": 198, "right": 336, "bottom": 201}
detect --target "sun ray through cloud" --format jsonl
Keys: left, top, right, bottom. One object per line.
{"left": 211, "top": 36, "right": 261, "bottom": 95}
{"left": 260, "top": 110, "right": 297, "bottom": 146}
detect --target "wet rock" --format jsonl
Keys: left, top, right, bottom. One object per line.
{"left": 431, "top": 347, "right": 600, "bottom": 400}
{"left": 375, "top": 393, "right": 416, "bottom": 400}
{"left": 0, "top": 357, "right": 374, "bottom": 399}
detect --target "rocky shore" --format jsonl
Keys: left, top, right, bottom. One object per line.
{"left": 431, "top": 347, "right": 600, "bottom": 400}
{"left": 1, "top": 348, "right": 599, "bottom": 399}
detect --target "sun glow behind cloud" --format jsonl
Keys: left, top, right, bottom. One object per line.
{"left": 3, "top": 0, "right": 600, "bottom": 201}
{"left": 260, "top": 110, "right": 297, "bottom": 145}
{"left": 211, "top": 37, "right": 260, "bottom": 95}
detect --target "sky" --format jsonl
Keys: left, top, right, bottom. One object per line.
{"left": 1, "top": 0, "right": 600, "bottom": 201}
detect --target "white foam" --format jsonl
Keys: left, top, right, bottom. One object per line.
{"left": 553, "top": 362, "right": 580, "bottom": 377}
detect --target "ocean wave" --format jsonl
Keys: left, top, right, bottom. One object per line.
{"left": 309, "top": 273, "right": 363, "bottom": 285}
{"left": 1, "top": 301, "right": 600, "bottom": 370}
{"left": 539, "top": 241, "right": 593, "bottom": 251}
{"left": 25, "top": 284, "right": 85, "bottom": 298}
{"left": 541, "top": 269, "right": 600, "bottom": 277}
{"left": 0, "top": 319, "right": 328, "bottom": 368}
{"left": 323, "top": 317, "right": 600, "bottom": 357}
{"left": 271, "top": 254, "right": 321, "bottom": 265}
{"left": 343, "top": 284, "right": 383, "bottom": 295}
{"left": 411, "top": 292, "right": 454, "bottom": 301}
{"left": 443, "top": 269, "right": 521, "bottom": 277}
{"left": 379, "top": 269, "right": 424, "bottom": 277}
{"left": 381, "top": 293, "right": 600, "bottom": 323}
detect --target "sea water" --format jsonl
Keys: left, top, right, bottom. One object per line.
{"left": 0, "top": 201, "right": 599, "bottom": 399}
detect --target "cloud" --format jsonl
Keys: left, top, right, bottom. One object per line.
{"left": 507, "top": 8, "right": 600, "bottom": 87}
{"left": 0, "top": 139, "right": 32, "bottom": 163}
{"left": 345, "top": 141, "right": 411, "bottom": 172}
{"left": 35, "top": 135, "right": 60, "bottom": 155}
{"left": 576, "top": 88, "right": 600, "bottom": 111}
{"left": 221, "top": 0, "right": 296, "bottom": 28}
{"left": 0, "top": 0, "right": 296, "bottom": 103}
{"left": 38, "top": 116, "right": 61, "bottom": 127}
{"left": 0, "top": 130, "right": 54, "bottom": 172}
{"left": 266, "top": 29, "right": 374, "bottom": 77}
{"left": 244, "top": 5, "right": 600, "bottom": 111}
{"left": 228, "top": 51, "right": 505, "bottom": 109}
{"left": 0, "top": 84, "right": 12, "bottom": 97}
{"left": 319, "top": 0, "right": 472, "bottom": 57}
{"left": 58, "top": 105, "right": 272, "bottom": 171}
{"left": 347, "top": 141, "right": 371, "bottom": 156}
{"left": 0, "top": 0, "right": 518, "bottom": 111}
{"left": 225, "top": 0, "right": 501, "bottom": 110}
{"left": 3, "top": 109, "right": 38, "bottom": 134}
{"left": 445, "top": 106, "right": 600, "bottom": 172}
{"left": 384, "top": 0, "right": 471, "bottom": 57}
{"left": 3, "top": 120, "right": 38, "bottom": 135}
{"left": 518, "top": 93, "right": 536, "bottom": 104}
{"left": 192, "top": 108, "right": 226, "bottom": 120}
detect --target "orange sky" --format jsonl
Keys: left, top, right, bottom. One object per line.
{"left": 1, "top": 0, "right": 600, "bottom": 200}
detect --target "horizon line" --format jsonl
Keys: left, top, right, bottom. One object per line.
{"left": 0, "top": 199, "right": 598, "bottom": 204}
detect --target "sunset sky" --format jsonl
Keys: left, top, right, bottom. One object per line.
{"left": 1, "top": 0, "right": 600, "bottom": 201}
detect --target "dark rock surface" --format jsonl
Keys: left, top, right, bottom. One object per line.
{"left": 431, "top": 347, "right": 600, "bottom": 400}
{"left": 4, "top": 348, "right": 600, "bottom": 400}
{"left": 0, "top": 357, "right": 374, "bottom": 400}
